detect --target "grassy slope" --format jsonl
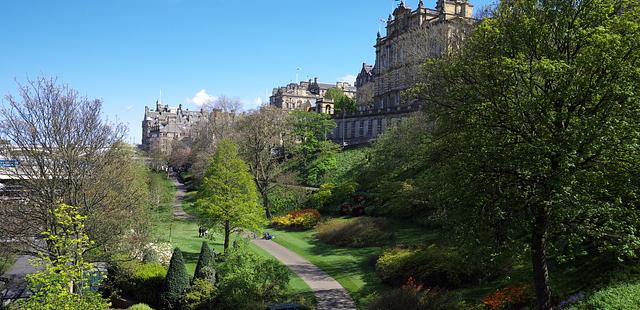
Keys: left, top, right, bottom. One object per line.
{"left": 270, "top": 217, "right": 513, "bottom": 307}
{"left": 152, "top": 173, "right": 314, "bottom": 303}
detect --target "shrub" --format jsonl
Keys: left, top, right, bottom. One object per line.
{"left": 109, "top": 260, "right": 166, "bottom": 307}
{"left": 570, "top": 283, "right": 640, "bottom": 309}
{"left": 316, "top": 217, "right": 394, "bottom": 248}
{"left": 375, "top": 245, "right": 485, "bottom": 289}
{"left": 128, "top": 303, "right": 154, "bottom": 310}
{"left": 271, "top": 209, "right": 321, "bottom": 230}
{"left": 482, "top": 284, "right": 533, "bottom": 310}
{"left": 366, "top": 278, "right": 468, "bottom": 310}
{"left": 183, "top": 278, "right": 217, "bottom": 310}
{"left": 214, "top": 241, "right": 290, "bottom": 309}
{"left": 310, "top": 183, "right": 335, "bottom": 209}
{"left": 162, "top": 248, "right": 191, "bottom": 309}
{"left": 193, "top": 242, "right": 216, "bottom": 283}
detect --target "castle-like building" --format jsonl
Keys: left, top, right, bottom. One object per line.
{"left": 330, "top": 0, "right": 474, "bottom": 145}
{"left": 269, "top": 77, "right": 355, "bottom": 112}
{"left": 142, "top": 101, "right": 206, "bottom": 155}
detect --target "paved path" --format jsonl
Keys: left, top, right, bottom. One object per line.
{"left": 252, "top": 239, "right": 357, "bottom": 310}
{"left": 170, "top": 173, "right": 193, "bottom": 220}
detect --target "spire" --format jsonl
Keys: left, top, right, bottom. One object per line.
{"left": 418, "top": 0, "right": 425, "bottom": 9}
{"left": 377, "top": 31, "right": 381, "bottom": 39}
{"left": 388, "top": 14, "right": 393, "bottom": 21}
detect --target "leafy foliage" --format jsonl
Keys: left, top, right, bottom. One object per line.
{"left": 182, "top": 278, "right": 217, "bottom": 310}
{"left": 214, "top": 240, "right": 290, "bottom": 309}
{"left": 127, "top": 304, "right": 154, "bottom": 310}
{"left": 161, "top": 248, "right": 191, "bottom": 309}
{"left": 375, "top": 246, "right": 490, "bottom": 289}
{"left": 194, "top": 139, "right": 264, "bottom": 250}
{"left": 108, "top": 260, "right": 166, "bottom": 307}
{"left": 570, "top": 283, "right": 640, "bottom": 310}
{"left": 366, "top": 278, "right": 468, "bottom": 310}
{"left": 407, "top": 0, "right": 640, "bottom": 306}
{"left": 18, "top": 203, "right": 110, "bottom": 310}
{"left": 288, "top": 111, "right": 339, "bottom": 186}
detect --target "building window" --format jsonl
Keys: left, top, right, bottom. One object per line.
{"left": 368, "top": 119, "right": 373, "bottom": 136}
{"left": 351, "top": 121, "right": 356, "bottom": 138}
{"left": 378, "top": 118, "right": 383, "bottom": 134}
{"left": 359, "top": 120, "right": 364, "bottom": 136}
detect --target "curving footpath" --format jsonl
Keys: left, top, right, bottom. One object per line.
{"left": 252, "top": 239, "right": 357, "bottom": 310}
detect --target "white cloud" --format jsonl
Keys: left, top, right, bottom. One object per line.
{"left": 187, "top": 89, "right": 216, "bottom": 107}
{"left": 254, "top": 97, "right": 264, "bottom": 106}
{"left": 338, "top": 74, "right": 357, "bottom": 85}
{"left": 125, "top": 105, "right": 134, "bottom": 111}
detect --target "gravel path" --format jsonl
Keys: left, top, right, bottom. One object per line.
{"left": 252, "top": 239, "right": 357, "bottom": 310}
{"left": 170, "top": 173, "right": 193, "bottom": 220}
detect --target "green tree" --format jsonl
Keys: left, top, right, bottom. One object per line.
{"left": 288, "top": 111, "right": 339, "bottom": 186}
{"left": 323, "top": 87, "right": 344, "bottom": 101}
{"left": 193, "top": 241, "right": 216, "bottom": 283}
{"left": 324, "top": 87, "right": 356, "bottom": 114}
{"left": 413, "top": 0, "right": 640, "bottom": 308}
{"left": 18, "top": 203, "right": 110, "bottom": 310}
{"left": 162, "top": 248, "right": 190, "bottom": 309}
{"left": 194, "top": 139, "right": 263, "bottom": 251}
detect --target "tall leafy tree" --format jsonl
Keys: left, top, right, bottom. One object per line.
{"left": 413, "top": 0, "right": 640, "bottom": 308}
{"left": 288, "top": 111, "right": 339, "bottom": 186}
{"left": 162, "top": 248, "right": 190, "bottom": 309}
{"left": 236, "top": 106, "right": 289, "bottom": 219}
{"left": 195, "top": 139, "right": 263, "bottom": 251}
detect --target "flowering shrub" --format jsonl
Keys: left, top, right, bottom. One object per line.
{"left": 133, "top": 242, "right": 173, "bottom": 266}
{"left": 271, "top": 209, "right": 321, "bottom": 230}
{"left": 482, "top": 284, "right": 532, "bottom": 310}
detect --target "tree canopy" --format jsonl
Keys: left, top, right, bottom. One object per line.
{"left": 411, "top": 0, "right": 640, "bottom": 308}
{"left": 194, "top": 139, "right": 263, "bottom": 251}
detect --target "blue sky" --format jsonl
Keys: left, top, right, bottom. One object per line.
{"left": 0, "top": 0, "right": 493, "bottom": 143}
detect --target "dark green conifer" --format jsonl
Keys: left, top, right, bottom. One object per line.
{"left": 193, "top": 241, "right": 216, "bottom": 282}
{"left": 162, "top": 247, "right": 190, "bottom": 309}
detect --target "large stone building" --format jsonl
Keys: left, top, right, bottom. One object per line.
{"left": 142, "top": 101, "right": 206, "bottom": 155}
{"left": 269, "top": 77, "right": 355, "bottom": 112}
{"left": 330, "top": 0, "right": 474, "bottom": 145}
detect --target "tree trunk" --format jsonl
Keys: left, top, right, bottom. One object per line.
{"left": 532, "top": 205, "right": 553, "bottom": 310}
{"left": 263, "top": 192, "right": 272, "bottom": 220}
{"left": 223, "top": 220, "right": 230, "bottom": 252}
